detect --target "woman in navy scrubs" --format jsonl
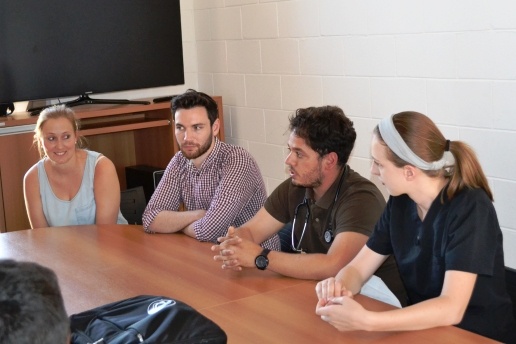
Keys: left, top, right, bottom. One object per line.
{"left": 315, "top": 111, "right": 516, "bottom": 343}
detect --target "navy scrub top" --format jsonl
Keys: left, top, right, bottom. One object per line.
{"left": 367, "top": 187, "right": 516, "bottom": 343}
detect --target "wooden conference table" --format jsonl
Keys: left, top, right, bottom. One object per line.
{"left": 0, "top": 225, "right": 498, "bottom": 343}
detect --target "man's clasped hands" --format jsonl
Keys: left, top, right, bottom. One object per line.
{"left": 211, "top": 227, "right": 364, "bottom": 332}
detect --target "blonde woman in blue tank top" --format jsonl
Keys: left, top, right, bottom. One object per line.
{"left": 23, "top": 105, "right": 127, "bottom": 228}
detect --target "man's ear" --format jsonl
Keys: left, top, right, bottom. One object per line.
{"left": 212, "top": 118, "right": 220, "bottom": 137}
{"left": 324, "top": 152, "right": 339, "bottom": 169}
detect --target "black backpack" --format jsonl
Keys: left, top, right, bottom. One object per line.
{"left": 70, "top": 295, "right": 227, "bottom": 344}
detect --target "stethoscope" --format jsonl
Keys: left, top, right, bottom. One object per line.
{"left": 292, "top": 166, "right": 348, "bottom": 252}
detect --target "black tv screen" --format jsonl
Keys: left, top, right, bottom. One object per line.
{"left": 0, "top": 0, "right": 184, "bottom": 104}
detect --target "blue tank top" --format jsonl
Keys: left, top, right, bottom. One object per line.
{"left": 38, "top": 150, "right": 127, "bottom": 226}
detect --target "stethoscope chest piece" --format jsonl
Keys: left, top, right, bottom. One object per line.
{"left": 324, "top": 229, "right": 333, "bottom": 243}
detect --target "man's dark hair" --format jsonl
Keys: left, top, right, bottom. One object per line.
{"left": 289, "top": 106, "right": 356, "bottom": 166}
{"left": 171, "top": 89, "right": 219, "bottom": 125}
{"left": 0, "top": 260, "right": 69, "bottom": 344}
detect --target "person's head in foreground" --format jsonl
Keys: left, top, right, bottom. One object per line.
{"left": 0, "top": 259, "right": 69, "bottom": 344}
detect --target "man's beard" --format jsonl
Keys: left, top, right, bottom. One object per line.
{"left": 291, "top": 162, "right": 323, "bottom": 189}
{"left": 180, "top": 133, "right": 213, "bottom": 160}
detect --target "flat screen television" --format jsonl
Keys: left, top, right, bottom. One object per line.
{"left": 0, "top": 0, "right": 184, "bottom": 112}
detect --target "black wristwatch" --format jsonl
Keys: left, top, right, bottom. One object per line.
{"left": 255, "top": 248, "right": 271, "bottom": 270}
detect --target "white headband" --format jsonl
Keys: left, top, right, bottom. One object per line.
{"left": 378, "top": 115, "right": 455, "bottom": 171}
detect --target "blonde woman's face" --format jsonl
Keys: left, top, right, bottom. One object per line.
{"left": 39, "top": 117, "right": 77, "bottom": 163}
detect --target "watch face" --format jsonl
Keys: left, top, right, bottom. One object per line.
{"left": 255, "top": 255, "right": 268, "bottom": 270}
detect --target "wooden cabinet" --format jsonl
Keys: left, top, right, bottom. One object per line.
{"left": 0, "top": 96, "right": 224, "bottom": 232}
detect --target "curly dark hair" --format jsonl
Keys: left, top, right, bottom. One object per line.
{"left": 289, "top": 106, "right": 356, "bottom": 166}
{"left": 171, "top": 89, "right": 218, "bottom": 125}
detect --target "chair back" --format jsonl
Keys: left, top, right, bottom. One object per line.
{"left": 120, "top": 186, "right": 146, "bottom": 225}
{"left": 506, "top": 267, "right": 516, "bottom": 319}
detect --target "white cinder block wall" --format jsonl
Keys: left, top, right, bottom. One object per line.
{"left": 181, "top": 0, "right": 516, "bottom": 268}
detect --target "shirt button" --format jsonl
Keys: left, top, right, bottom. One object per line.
{"left": 315, "top": 218, "right": 320, "bottom": 222}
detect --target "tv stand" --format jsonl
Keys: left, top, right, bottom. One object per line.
{"left": 152, "top": 95, "right": 178, "bottom": 103}
{"left": 28, "top": 94, "right": 151, "bottom": 116}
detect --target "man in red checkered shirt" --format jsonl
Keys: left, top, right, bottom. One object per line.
{"left": 142, "top": 89, "right": 279, "bottom": 250}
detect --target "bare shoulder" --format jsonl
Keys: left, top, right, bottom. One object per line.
{"left": 94, "top": 153, "right": 116, "bottom": 171}
{"left": 92, "top": 154, "right": 119, "bottom": 186}
{"left": 23, "top": 162, "right": 40, "bottom": 184}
